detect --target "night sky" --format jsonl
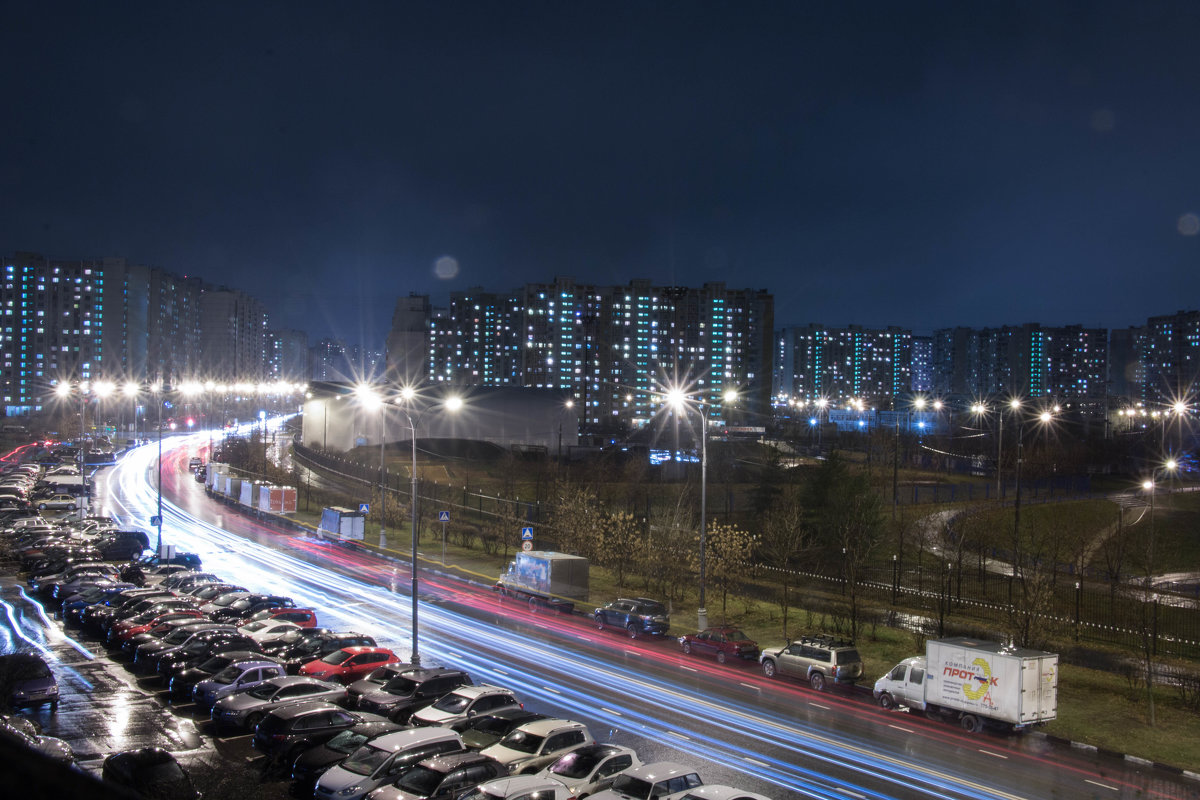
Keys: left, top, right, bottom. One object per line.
{"left": 3, "top": 1, "right": 1199, "bottom": 348}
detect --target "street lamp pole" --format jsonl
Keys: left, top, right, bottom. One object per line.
{"left": 379, "top": 405, "right": 387, "bottom": 550}
{"left": 156, "top": 384, "right": 164, "bottom": 557}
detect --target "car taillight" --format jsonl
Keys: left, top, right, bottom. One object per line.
{"left": 271, "top": 734, "right": 287, "bottom": 742}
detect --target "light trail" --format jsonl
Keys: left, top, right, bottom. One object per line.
{"left": 100, "top": 432, "right": 1190, "bottom": 800}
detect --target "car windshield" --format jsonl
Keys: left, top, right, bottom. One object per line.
{"left": 324, "top": 730, "right": 370, "bottom": 755}
{"left": 212, "top": 665, "right": 243, "bottom": 684}
{"left": 548, "top": 750, "right": 604, "bottom": 778}
{"left": 468, "top": 716, "right": 513, "bottom": 736}
{"left": 228, "top": 598, "right": 254, "bottom": 611}
{"left": 382, "top": 676, "right": 419, "bottom": 695}
{"left": 211, "top": 593, "right": 243, "bottom": 607}
{"left": 611, "top": 775, "right": 654, "bottom": 798}
{"left": 320, "top": 650, "right": 355, "bottom": 665}
{"left": 138, "top": 760, "right": 188, "bottom": 782}
{"left": 431, "top": 693, "right": 471, "bottom": 713}
{"left": 725, "top": 629, "right": 748, "bottom": 641}
{"left": 396, "top": 765, "right": 443, "bottom": 795}
{"left": 199, "top": 655, "right": 234, "bottom": 673}
{"left": 246, "top": 682, "right": 281, "bottom": 700}
{"left": 242, "top": 620, "right": 269, "bottom": 633}
{"left": 497, "top": 729, "right": 544, "bottom": 754}
{"left": 340, "top": 743, "right": 391, "bottom": 776}
{"left": 163, "top": 628, "right": 198, "bottom": 644}
{"left": 5, "top": 658, "right": 50, "bottom": 679}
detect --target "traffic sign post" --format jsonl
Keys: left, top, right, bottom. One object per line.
{"left": 439, "top": 511, "right": 450, "bottom": 565}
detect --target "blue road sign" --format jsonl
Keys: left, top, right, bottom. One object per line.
{"left": 358, "top": 503, "right": 370, "bottom": 514}
{"left": 438, "top": 511, "right": 450, "bottom": 522}
{"left": 521, "top": 527, "right": 534, "bottom": 540}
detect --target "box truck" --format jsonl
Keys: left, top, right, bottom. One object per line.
{"left": 873, "top": 637, "right": 1058, "bottom": 732}
{"left": 495, "top": 550, "right": 589, "bottom": 613}
{"left": 318, "top": 506, "right": 365, "bottom": 541}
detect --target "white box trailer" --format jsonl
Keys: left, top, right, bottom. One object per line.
{"left": 318, "top": 506, "right": 365, "bottom": 541}
{"left": 873, "top": 637, "right": 1057, "bottom": 732}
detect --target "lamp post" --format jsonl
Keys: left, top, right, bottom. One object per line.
{"left": 1141, "top": 458, "right": 1177, "bottom": 727}
{"left": 355, "top": 385, "right": 388, "bottom": 549}
{"left": 154, "top": 382, "right": 164, "bottom": 557}
{"left": 666, "top": 386, "right": 737, "bottom": 631}
{"left": 395, "top": 387, "right": 462, "bottom": 666}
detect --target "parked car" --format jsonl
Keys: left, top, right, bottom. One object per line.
{"left": 479, "top": 718, "right": 592, "bottom": 775}
{"left": 670, "top": 785, "right": 773, "bottom": 800}
{"left": 210, "top": 675, "right": 348, "bottom": 731}
{"left": 299, "top": 647, "right": 403, "bottom": 684}
{"left": 94, "top": 529, "right": 151, "bottom": 561}
{"left": 409, "top": 685, "right": 522, "bottom": 730}
{"left": 61, "top": 582, "right": 138, "bottom": 624}
{"left": 238, "top": 619, "right": 302, "bottom": 645}
{"left": 346, "top": 663, "right": 427, "bottom": 708}
{"left": 290, "top": 718, "right": 405, "bottom": 794}
{"left": 251, "top": 701, "right": 389, "bottom": 767}
{"left": 132, "top": 622, "right": 236, "bottom": 668}
{"left": 588, "top": 761, "right": 703, "bottom": 800}
{"left": 458, "top": 775, "right": 575, "bottom": 800}
{"left": 156, "top": 632, "right": 264, "bottom": 682}
{"left": 0, "top": 717, "right": 73, "bottom": 764}
{"left": 279, "top": 632, "right": 378, "bottom": 674}
{"left": 242, "top": 606, "right": 318, "bottom": 628}
{"left": 212, "top": 593, "right": 294, "bottom": 623}
{"left": 313, "top": 725, "right": 465, "bottom": 800}
{"left": 677, "top": 627, "right": 759, "bottom": 665}
{"left": 758, "top": 634, "right": 863, "bottom": 690}
{"left": 593, "top": 598, "right": 670, "bottom": 638}
{"left": 460, "top": 710, "right": 549, "bottom": 752}
{"left": 0, "top": 653, "right": 59, "bottom": 711}
{"left": 354, "top": 666, "right": 472, "bottom": 721}
{"left": 101, "top": 747, "right": 200, "bottom": 800}
{"left": 35, "top": 493, "right": 79, "bottom": 510}
{"left": 186, "top": 654, "right": 285, "bottom": 707}
{"left": 367, "top": 751, "right": 508, "bottom": 800}
{"left": 111, "top": 610, "right": 207, "bottom": 647}
{"left": 534, "top": 743, "right": 642, "bottom": 798}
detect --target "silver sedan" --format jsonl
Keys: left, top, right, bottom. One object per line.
{"left": 210, "top": 675, "right": 347, "bottom": 731}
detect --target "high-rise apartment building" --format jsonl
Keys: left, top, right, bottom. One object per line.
{"left": 385, "top": 293, "right": 432, "bottom": 385}
{"left": 931, "top": 323, "right": 1107, "bottom": 406}
{"left": 1143, "top": 310, "right": 1200, "bottom": 405}
{"left": 0, "top": 252, "right": 106, "bottom": 413}
{"left": 198, "top": 287, "right": 270, "bottom": 381}
{"left": 418, "top": 278, "right": 773, "bottom": 428}
{"left": 774, "top": 324, "right": 912, "bottom": 407}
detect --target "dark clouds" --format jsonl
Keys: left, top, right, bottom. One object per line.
{"left": 2, "top": 1, "right": 1198, "bottom": 346}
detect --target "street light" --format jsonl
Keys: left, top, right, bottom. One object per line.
{"left": 152, "top": 381, "right": 165, "bottom": 557}
{"left": 664, "top": 385, "right": 737, "bottom": 631}
{"left": 355, "top": 385, "right": 388, "bottom": 549}
{"left": 1141, "top": 457, "right": 1177, "bottom": 727}
{"left": 395, "top": 387, "right": 462, "bottom": 665}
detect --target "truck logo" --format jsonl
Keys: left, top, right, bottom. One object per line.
{"left": 945, "top": 658, "right": 998, "bottom": 701}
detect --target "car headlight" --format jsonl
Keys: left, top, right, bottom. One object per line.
{"left": 336, "top": 784, "right": 364, "bottom": 796}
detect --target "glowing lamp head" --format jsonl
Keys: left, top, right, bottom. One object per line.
{"left": 445, "top": 395, "right": 463, "bottom": 412}
{"left": 1143, "top": 479, "right": 1154, "bottom": 491}
{"left": 723, "top": 389, "right": 739, "bottom": 404}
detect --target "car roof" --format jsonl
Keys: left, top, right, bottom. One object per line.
{"left": 266, "top": 700, "right": 343, "bottom": 720}
{"left": 418, "top": 751, "right": 498, "bottom": 772}
{"left": 266, "top": 674, "right": 336, "bottom": 688}
{"left": 677, "top": 786, "right": 771, "bottom": 800}
{"left": 621, "top": 761, "right": 698, "bottom": 781}
{"left": 510, "top": 718, "right": 584, "bottom": 736}
{"left": 448, "top": 684, "right": 511, "bottom": 698}
{"left": 368, "top": 727, "right": 462, "bottom": 751}
{"left": 476, "top": 776, "right": 564, "bottom": 795}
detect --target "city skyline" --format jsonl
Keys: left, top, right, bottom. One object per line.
{"left": 3, "top": 2, "right": 1199, "bottom": 349}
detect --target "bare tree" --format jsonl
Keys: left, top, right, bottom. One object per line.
{"left": 758, "top": 485, "right": 810, "bottom": 638}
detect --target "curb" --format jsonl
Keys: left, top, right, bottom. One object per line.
{"left": 1037, "top": 733, "right": 1200, "bottom": 781}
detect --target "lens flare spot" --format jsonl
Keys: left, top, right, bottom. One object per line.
{"left": 434, "top": 256, "right": 459, "bottom": 279}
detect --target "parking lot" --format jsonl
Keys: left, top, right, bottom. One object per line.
{"left": 1, "top": 575, "right": 293, "bottom": 799}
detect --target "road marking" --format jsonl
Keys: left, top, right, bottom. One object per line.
{"left": 601, "top": 708, "right": 622, "bottom": 716}
{"left": 493, "top": 668, "right": 509, "bottom": 676}
{"left": 743, "top": 756, "right": 768, "bottom": 767}
{"left": 978, "top": 750, "right": 1008, "bottom": 759}
{"left": 1085, "top": 780, "right": 1118, "bottom": 792}
{"left": 739, "top": 682, "right": 758, "bottom": 689}
{"left": 888, "top": 724, "right": 915, "bottom": 733}
{"left": 542, "top": 686, "right": 561, "bottom": 694}
{"left": 680, "top": 665, "right": 697, "bottom": 673}
{"left": 809, "top": 702, "right": 831, "bottom": 710}
{"left": 668, "top": 730, "right": 691, "bottom": 740}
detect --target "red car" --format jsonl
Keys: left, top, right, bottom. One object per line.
{"left": 110, "top": 609, "right": 206, "bottom": 645}
{"left": 678, "top": 626, "right": 760, "bottom": 665}
{"left": 297, "top": 647, "right": 402, "bottom": 684}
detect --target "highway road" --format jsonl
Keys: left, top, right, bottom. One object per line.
{"left": 90, "top": 430, "right": 1199, "bottom": 800}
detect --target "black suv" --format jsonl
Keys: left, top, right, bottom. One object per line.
{"left": 279, "top": 632, "right": 377, "bottom": 674}
{"left": 95, "top": 530, "right": 150, "bottom": 561}
{"left": 759, "top": 634, "right": 863, "bottom": 690}
{"left": 355, "top": 667, "right": 473, "bottom": 722}
{"left": 593, "top": 597, "right": 670, "bottom": 638}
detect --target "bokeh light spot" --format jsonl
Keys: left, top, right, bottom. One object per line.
{"left": 434, "top": 255, "right": 459, "bottom": 279}
{"left": 1178, "top": 213, "right": 1199, "bottom": 237}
